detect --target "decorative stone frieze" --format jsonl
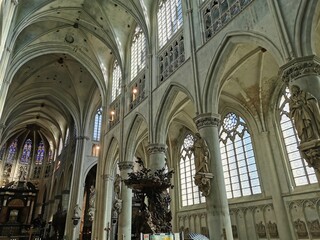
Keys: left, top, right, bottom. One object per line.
{"left": 147, "top": 143, "right": 167, "bottom": 155}
{"left": 280, "top": 55, "right": 320, "bottom": 84}
{"left": 118, "top": 161, "right": 134, "bottom": 171}
{"left": 194, "top": 113, "right": 220, "bottom": 129}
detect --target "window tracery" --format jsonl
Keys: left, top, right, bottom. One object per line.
{"left": 179, "top": 133, "right": 206, "bottom": 206}
{"left": 131, "top": 26, "right": 146, "bottom": 80}
{"left": 219, "top": 112, "right": 261, "bottom": 199}
{"left": 93, "top": 107, "right": 102, "bottom": 141}
{"left": 279, "top": 87, "right": 317, "bottom": 186}
{"left": 158, "top": 0, "right": 183, "bottom": 49}
{"left": 111, "top": 61, "right": 122, "bottom": 101}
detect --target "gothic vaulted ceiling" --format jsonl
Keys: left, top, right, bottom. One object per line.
{"left": 1, "top": 0, "right": 153, "bottom": 147}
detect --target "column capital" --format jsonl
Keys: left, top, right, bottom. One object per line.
{"left": 280, "top": 55, "right": 320, "bottom": 84}
{"left": 194, "top": 113, "right": 220, "bottom": 130}
{"left": 76, "top": 135, "right": 90, "bottom": 140}
{"left": 118, "top": 161, "right": 134, "bottom": 171}
{"left": 102, "top": 174, "right": 114, "bottom": 181}
{"left": 147, "top": 143, "right": 167, "bottom": 155}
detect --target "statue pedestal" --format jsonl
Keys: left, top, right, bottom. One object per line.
{"left": 299, "top": 139, "right": 320, "bottom": 183}
{"left": 194, "top": 172, "right": 214, "bottom": 197}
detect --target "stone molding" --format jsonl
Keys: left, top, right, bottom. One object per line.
{"left": 0, "top": 123, "right": 6, "bottom": 129}
{"left": 280, "top": 55, "right": 320, "bottom": 84}
{"left": 194, "top": 113, "right": 220, "bottom": 129}
{"left": 118, "top": 161, "right": 134, "bottom": 171}
{"left": 147, "top": 143, "right": 167, "bottom": 155}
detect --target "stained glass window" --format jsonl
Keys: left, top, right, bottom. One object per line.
{"left": 93, "top": 108, "right": 102, "bottom": 141}
{"left": 6, "top": 139, "right": 18, "bottom": 163}
{"left": 111, "top": 61, "right": 122, "bottom": 101}
{"left": 131, "top": 26, "right": 146, "bottom": 80}
{"left": 35, "top": 141, "right": 45, "bottom": 165}
{"left": 279, "top": 87, "right": 317, "bottom": 186}
{"left": 220, "top": 112, "right": 261, "bottom": 199}
{"left": 180, "top": 133, "right": 205, "bottom": 206}
{"left": 158, "top": 0, "right": 183, "bottom": 48}
{"left": 20, "top": 139, "right": 32, "bottom": 164}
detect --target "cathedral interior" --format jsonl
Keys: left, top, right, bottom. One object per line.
{"left": 1, "top": 0, "right": 320, "bottom": 239}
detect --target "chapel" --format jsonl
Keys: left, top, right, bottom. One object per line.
{"left": 0, "top": 0, "right": 320, "bottom": 239}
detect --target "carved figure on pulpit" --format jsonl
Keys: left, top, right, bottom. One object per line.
{"left": 289, "top": 85, "right": 320, "bottom": 142}
{"left": 18, "top": 166, "right": 27, "bottom": 181}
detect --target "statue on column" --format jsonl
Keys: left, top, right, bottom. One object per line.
{"left": 88, "top": 185, "right": 96, "bottom": 221}
{"left": 192, "top": 133, "right": 213, "bottom": 197}
{"left": 289, "top": 85, "right": 320, "bottom": 143}
{"left": 289, "top": 85, "right": 320, "bottom": 175}
{"left": 113, "top": 174, "right": 122, "bottom": 215}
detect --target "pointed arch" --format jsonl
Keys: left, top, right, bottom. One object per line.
{"left": 103, "top": 136, "right": 119, "bottom": 175}
{"left": 203, "top": 31, "right": 285, "bottom": 113}
{"left": 154, "top": 83, "right": 194, "bottom": 144}
{"left": 124, "top": 113, "right": 148, "bottom": 163}
{"left": 294, "top": 0, "right": 319, "bottom": 56}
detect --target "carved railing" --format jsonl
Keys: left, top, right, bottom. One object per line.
{"left": 202, "top": 0, "right": 254, "bottom": 42}
{"left": 109, "top": 97, "right": 120, "bottom": 128}
{"left": 159, "top": 30, "right": 185, "bottom": 83}
{"left": 129, "top": 70, "right": 146, "bottom": 111}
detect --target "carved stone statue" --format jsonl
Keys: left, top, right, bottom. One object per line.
{"left": 192, "top": 133, "right": 213, "bottom": 196}
{"left": 73, "top": 204, "right": 81, "bottom": 219}
{"left": 114, "top": 174, "right": 121, "bottom": 199}
{"left": 88, "top": 185, "right": 95, "bottom": 221}
{"left": 289, "top": 85, "right": 320, "bottom": 143}
{"left": 18, "top": 166, "right": 27, "bottom": 181}
{"left": 192, "top": 133, "right": 210, "bottom": 175}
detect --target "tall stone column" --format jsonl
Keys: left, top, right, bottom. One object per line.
{"left": 147, "top": 143, "right": 167, "bottom": 171}
{"left": 117, "top": 161, "right": 133, "bottom": 240}
{"left": 98, "top": 174, "right": 114, "bottom": 240}
{"left": 280, "top": 55, "right": 320, "bottom": 182}
{"left": 194, "top": 113, "right": 233, "bottom": 240}
{"left": 64, "top": 135, "right": 88, "bottom": 239}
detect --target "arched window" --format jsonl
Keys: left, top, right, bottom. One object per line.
{"left": 6, "top": 139, "right": 17, "bottom": 163}
{"left": 35, "top": 141, "right": 45, "bottom": 165}
{"left": 93, "top": 108, "right": 102, "bottom": 141}
{"left": 220, "top": 112, "right": 261, "bottom": 199}
{"left": 131, "top": 26, "right": 146, "bottom": 80}
{"left": 279, "top": 87, "right": 317, "bottom": 186}
{"left": 111, "top": 60, "right": 122, "bottom": 101}
{"left": 20, "top": 139, "right": 32, "bottom": 164}
{"left": 180, "top": 133, "right": 205, "bottom": 206}
{"left": 157, "top": 0, "right": 183, "bottom": 48}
